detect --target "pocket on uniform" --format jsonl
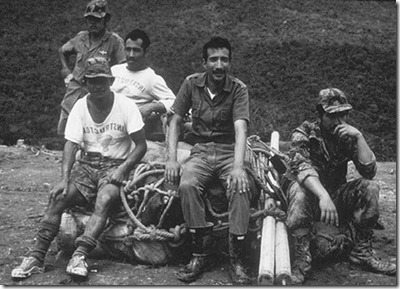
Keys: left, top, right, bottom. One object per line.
{"left": 219, "top": 109, "right": 229, "bottom": 121}
{"left": 192, "top": 101, "right": 201, "bottom": 118}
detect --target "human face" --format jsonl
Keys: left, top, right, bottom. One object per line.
{"left": 125, "top": 38, "right": 146, "bottom": 71}
{"left": 203, "top": 47, "right": 231, "bottom": 85}
{"left": 86, "top": 77, "right": 112, "bottom": 101}
{"left": 320, "top": 111, "right": 349, "bottom": 135}
{"left": 85, "top": 16, "right": 106, "bottom": 35}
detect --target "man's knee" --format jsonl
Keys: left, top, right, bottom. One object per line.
{"left": 178, "top": 178, "right": 200, "bottom": 196}
{"left": 286, "top": 182, "right": 314, "bottom": 231}
{"left": 45, "top": 186, "right": 80, "bottom": 218}
{"left": 362, "top": 179, "right": 380, "bottom": 196}
{"left": 94, "top": 187, "right": 119, "bottom": 213}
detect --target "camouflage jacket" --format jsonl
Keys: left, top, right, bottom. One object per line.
{"left": 286, "top": 120, "right": 377, "bottom": 193}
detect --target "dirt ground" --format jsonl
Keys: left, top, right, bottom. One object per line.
{"left": 0, "top": 145, "right": 397, "bottom": 286}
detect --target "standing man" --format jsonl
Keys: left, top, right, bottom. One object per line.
{"left": 164, "top": 37, "right": 257, "bottom": 285}
{"left": 111, "top": 29, "right": 176, "bottom": 141}
{"left": 57, "top": 0, "right": 125, "bottom": 136}
{"left": 283, "top": 88, "right": 396, "bottom": 284}
{"left": 11, "top": 58, "right": 146, "bottom": 279}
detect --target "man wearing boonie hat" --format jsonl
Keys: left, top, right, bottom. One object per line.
{"left": 57, "top": 0, "right": 125, "bottom": 137}
{"left": 281, "top": 88, "right": 396, "bottom": 284}
{"left": 11, "top": 57, "right": 147, "bottom": 280}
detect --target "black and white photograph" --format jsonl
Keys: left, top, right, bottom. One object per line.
{"left": 0, "top": 0, "right": 396, "bottom": 286}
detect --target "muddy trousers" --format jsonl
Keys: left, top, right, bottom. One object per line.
{"left": 178, "top": 142, "right": 256, "bottom": 235}
{"left": 284, "top": 178, "right": 380, "bottom": 232}
{"left": 284, "top": 178, "right": 379, "bottom": 283}
{"left": 31, "top": 220, "right": 60, "bottom": 263}
{"left": 73, "top": 235, "right": 97, "bottom": 258}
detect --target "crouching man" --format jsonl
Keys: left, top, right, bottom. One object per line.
{"left": 282, "top": 88, "right": 396, "bottom": 285}
{"left": 11, "top": 57, "right": 146, "bottom": 279}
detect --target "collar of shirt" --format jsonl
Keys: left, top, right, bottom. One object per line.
{"left": 82, "top": 30, "right": 111, "bottom": 48}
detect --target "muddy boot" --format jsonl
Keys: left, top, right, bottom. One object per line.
{"left": 349, "top": 229, "right": 396, "bottom": 276}
{"left": 229, "top": 234, "right": 251, "bottom": 285}
{"left": 291, "top": 229, "right": 312, "bottom": 285}
{"left": 176, "top": 224, "right": 214, "bottom": 283}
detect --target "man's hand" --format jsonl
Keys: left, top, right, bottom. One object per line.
{"left": 226, "top": 167, "right": 249, "bottom": 196}
{"left": 49, "top": 180, "right": 68, "bottom": 202}
{"left": 334, "top": 123, "right": 361, "bottom": 140}
{"left": 64, "top": 73, "right": 73, "bottom": 86}
{"left": 319, "top": 195, "right": 339, "bottom": 226}
{"left": 165, "top": 160, "right": 181, "bottom": 185}
{"left": 109, "top": 166, "right": 128, "bottom": 186}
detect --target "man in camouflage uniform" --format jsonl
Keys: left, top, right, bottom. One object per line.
{"left": 57, "top": 0, "right": 125, "bottom": 136}
{"left": 283, "top": 88, "right": 396, "bottom": 284}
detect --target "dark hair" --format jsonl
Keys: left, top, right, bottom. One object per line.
{"left": 202, "top": 37, "right": 232, "bottom": 60}
{"left": 125, "top": 29, "right": 150, "bottom": 51}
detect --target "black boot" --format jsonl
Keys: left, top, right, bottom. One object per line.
{"left": 349, "top": 228, "right": 396, "bottom": 276}
{"left": 291, "top": 229, "right": 312, "bottom": 285}
{"left": 176, "top": 224, "right": 214, "bottom": 283}
{"left": 229, "top": 234, "right": 251, "bottom": 285}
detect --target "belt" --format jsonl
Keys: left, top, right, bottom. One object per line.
{"left": 83, "top": 151, "right": 103, "bottom": 157}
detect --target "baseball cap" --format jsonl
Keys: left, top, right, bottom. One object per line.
{"left": 318, "top": 88, "right": 352, "bottom": 114}
{"left": 84, "top": 57, "right": 114, "bottom": 79}
{"left": 84, "top": 0, "right": 109, "bottom": 18}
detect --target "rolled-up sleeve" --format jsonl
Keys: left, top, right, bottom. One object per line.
{"left": 352, "top": 144, "right": 377, "bottom": 180}
{"left": 232, "top": 85, "right": 250, "bottom": 123}
{"left": 287, "top": 125, "right": 319, "bottom": 184}
{"left": 171, "top": 78, "right": 192, "bottom": 117}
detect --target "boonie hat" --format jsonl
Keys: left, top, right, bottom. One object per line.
{"left": 84, "top": 0, "right": 109, "bottom": 18}
{"left": 84, "top": 57, "right": 114, "bottom": 79}
{"left": 318, "top": 88, "right": 352, "bottom": 114}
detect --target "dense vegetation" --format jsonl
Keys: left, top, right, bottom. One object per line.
{"left": 0, "top": 0, "right": 396, "bottom": 160}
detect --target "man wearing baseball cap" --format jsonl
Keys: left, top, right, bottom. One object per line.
{"left": 11, "top": 58, "right": 147, "bottom": 280}
{"left": 57, "top": 0, "right": 125, "bottom": 137}
{"left": 281, "top": 88, "right": 396, "bottom": 284}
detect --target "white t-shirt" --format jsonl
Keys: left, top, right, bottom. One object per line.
{"left": 110, "top": 65, "right": 175, "bottom": 113}
{"left": 65, "top": 92, "right": 144, "bottom": 159}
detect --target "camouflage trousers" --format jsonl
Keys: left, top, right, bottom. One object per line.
{"left": 284, "top": 178, "right": 380, "bottom": 232}
{"left": 283, "top": 178, "right": 380, "bottom": 261}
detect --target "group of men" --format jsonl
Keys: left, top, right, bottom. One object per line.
{"left": 11, "top": 0, "right": 396, "bottom": 285}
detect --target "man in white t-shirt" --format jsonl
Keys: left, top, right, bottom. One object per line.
{"left": 11, "top": 57, "right": 147, "bottom": 280}
{"left": 111, "top": 29, "right": 176, "bottom": 141}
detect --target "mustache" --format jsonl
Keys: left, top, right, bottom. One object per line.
{"left": 212, "top": 69, "right": 225, "bottom": 74}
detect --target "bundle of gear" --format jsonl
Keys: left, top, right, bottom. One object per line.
{"left": 56, "top": 137, "right": 354, "bottom": 266}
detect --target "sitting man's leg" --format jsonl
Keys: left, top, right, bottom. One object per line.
{"left": 284, "top": 181, "right": 315, "bottom": 285}
{"left": 66, "top": 161, "right": 124, "bottom": 278}
{"left": 11, "top": 184, "right": 86, "bottom": 279}
{"left": 217, "top": 149, "right": 255, "bottom": 285}
{"left": 333, "top": 178, "right": 396, "bottom": 276}
{"left": 225, "top": 180, "right": 254, "bottom": 285}
{"left": 176, "top": 146, "right": 215, "bottom": 283}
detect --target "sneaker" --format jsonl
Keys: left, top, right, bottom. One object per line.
{"left": 66, "top": 255, "right": 88, "bottom": 278}
{"left": 11, "top": 256, "right": 45, "bottom": 279}
{"left": 349, "top": 247, "right": 396, "bottom": 276}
